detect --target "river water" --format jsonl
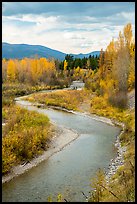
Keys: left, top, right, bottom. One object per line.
{"left": 2, "top": 97, "right": 120, "bottom": 202}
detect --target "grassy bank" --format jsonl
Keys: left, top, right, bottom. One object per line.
{"left": 2, "top": 82, "right": 56, "bottom": 175}
{"left": 25, "top": 89, "right": 92, "bottom": 111}
{"left": 2, "top": 105, "right": 53, "bottom": 175}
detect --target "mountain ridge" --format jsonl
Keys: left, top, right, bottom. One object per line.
{"left": 2, "top": 42, "right": 100, "bottom": 60}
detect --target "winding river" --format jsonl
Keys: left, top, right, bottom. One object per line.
{"left": 2, "top": 93, "right": 121, "bottom": 202}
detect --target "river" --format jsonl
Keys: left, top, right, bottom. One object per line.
{"left": 2, "top": 94, "right": 120, "bottom": 202}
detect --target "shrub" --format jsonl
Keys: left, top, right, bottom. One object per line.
{"left": 2, "top": 105, "right": 51, "bottom": 174}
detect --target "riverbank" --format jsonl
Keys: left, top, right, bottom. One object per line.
{"left": 105, "top": 126, "right": 126, "bottom": 183}
{"left": 77, "top": 111, "right": 126, "bottom": 183}
{"left": 2, "top": 123, "right": 79, "bottom": 184}
{"left": 2, "top": 97, "right": 120, "bottom": 185}
{"left": 78, "top": 108, "right": 128, "bottom": 185}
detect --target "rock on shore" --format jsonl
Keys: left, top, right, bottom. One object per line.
{"left": 105, "top": 126, "right": 126, "bottom": 183}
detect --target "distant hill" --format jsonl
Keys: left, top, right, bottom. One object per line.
{"left": 73, "top": 51, "right": 100, "bottom": 59}
{"left": 2, "top": 42, "right": 100, "bottom": 60}
{"left": 2, "top": 43, "right": 66, "bottom": 61}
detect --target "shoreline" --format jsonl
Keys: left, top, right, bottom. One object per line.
{"left": 104, "top": 120, "right": 126, "bottom": 182}
{"left": 105, "top": 128, "right": 126, "bottom": 183}
{"left": 44, "top": 105, "right": 115, "bottom": 127}
{"left": 81, "top": 111, "right": 126, "bottom": 183}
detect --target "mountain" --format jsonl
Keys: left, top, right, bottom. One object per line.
{"left": 2, "top": 42, "right": 100, "bottom": 60}
{"left": 2, "top": 43, "right": 66, "bottom": 61}
{"left": 72, "top": 51, "right": 100, "bottom": 59}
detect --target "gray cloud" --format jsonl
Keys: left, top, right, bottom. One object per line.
{"left": 2, "top": 2, "right": 135, "bottom": 31}
{"left": 2, "top": 2, "right": 135, "bottom": 18}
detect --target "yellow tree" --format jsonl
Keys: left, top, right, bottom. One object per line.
{"left": 98, "top": 41, "right": 116, "bottom": 98}
{"left": 63, "top": 59, "right": 69, "bottom": 78}
{"left": 7, "top": 59, "right": 17, "bottom": 81}
{"left": 104, "top": 39, "right": 116, "bottom": 77}
{"left": 110, "top": 24, "right": 132, "bottom": 108}
{"left": 18, "top": 58, "right": 29, "bottom": 83}
{"left": 128, "top": 42, "right": 135, "bottom": 90}
{"left": 30, "top": 59, "right": 39, "bottom": 84}
{"left": 47, "top": 59, "right": 56, "bottom": 80}
{"left": 114, "top": 29, "right": 130, "bottom": 93}
{"left": 63, "top": 60, "right": 68, "bottom": 71}
{"left": 124, "top": 23, "right": 133, "bottom": 50}
{"left": 2, "top": 58, "right": 8, "bottom": 82}
{"left": 98, "top": 48, "right": 105, "bottom": 79}
{"left": 73, "top": 66, "right": 81, "bottom": 80}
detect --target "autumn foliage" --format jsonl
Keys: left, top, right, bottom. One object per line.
{"left": 86, "top": 23, "right": 135, "bottom": 108}
{"left": 2, "top": 105, "right": 52, "bottom": 174}
{"left": 3, "top": 57, "right": 57, "bottom": 85}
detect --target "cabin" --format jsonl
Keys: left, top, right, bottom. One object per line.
{"left": 70, "top": 80, "right": 85, "bottom": 90}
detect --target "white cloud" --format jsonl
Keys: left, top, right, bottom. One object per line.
{"left": 63, "top": 32, "right": 85, "bottom": 40}
{"left": 2, "top": 7, "right": 135, "bottom": 54}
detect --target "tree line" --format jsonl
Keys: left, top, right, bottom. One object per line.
{"left": 58, "top": 54, "right": 99, "bottom": 70}
{"left": 2, "top": 53, "right": 99, "bottom": 87}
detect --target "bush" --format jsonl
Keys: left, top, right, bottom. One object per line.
{"left": 2, "top": 105, "right": 51, "bottom": 174}
{"left": 108, "top": 91, "right": 128, "bottom": 109}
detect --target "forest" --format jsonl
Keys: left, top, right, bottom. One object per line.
{"left": 2, "top": 23, "right": 135, "bottom": 202}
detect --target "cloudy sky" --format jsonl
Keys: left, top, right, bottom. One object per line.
{"left": 2, "top": 2, "right": 135, "bottom": 54}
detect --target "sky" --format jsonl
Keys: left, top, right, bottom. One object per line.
{"left": 2, "top": 2, "right": 135, "bottom": 54}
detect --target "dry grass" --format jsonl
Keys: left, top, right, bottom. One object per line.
{"left": 26, "top": 89, "right": 91, "bottom": 111}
